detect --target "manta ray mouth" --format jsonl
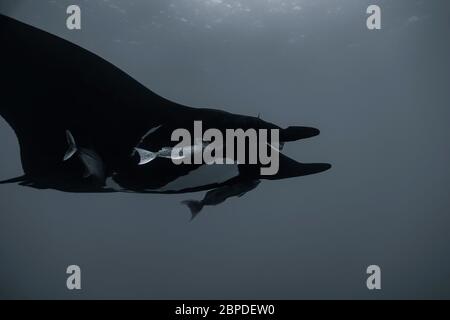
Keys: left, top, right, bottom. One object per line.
{"left": 280, "top": 125, "right": 330, "bottom": 176}
{"left": 266, "top": 127, "right": 331, "bottom": 179}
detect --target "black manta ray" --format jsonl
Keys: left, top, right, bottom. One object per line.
{"left": 0, "top": 14, "right": 331, "bottom": 218}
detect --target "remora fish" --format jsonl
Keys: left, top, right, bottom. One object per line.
{"left": 134, "top": 140, "right": 208, "bottom": 165}
{"left": 182, "top": 180, "right": 261, "bottom": 220}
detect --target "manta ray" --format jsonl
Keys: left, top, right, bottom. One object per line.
{"left": 0, "top": 14, "right": 331, "bottom": 218}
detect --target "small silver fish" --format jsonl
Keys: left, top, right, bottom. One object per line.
{"left": 134, "top": 141, "right": 207, "bottom": 165}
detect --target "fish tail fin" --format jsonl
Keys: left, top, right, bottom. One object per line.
{"left": 0, "top": 174, "right": 27, "bottom": 184}
{"left": 63, "top": 130, "right": 77, "bottom": 161}
{"left": 135, "top": 147, "right": 157, "bottom": 165}
{"left": 181, "top": 200, "right": 204, "bottom": 221}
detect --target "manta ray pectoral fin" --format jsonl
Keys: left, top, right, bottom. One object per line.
{"left": 0, "top": 174, "right": 28, "bottom": 184}
{"left": 135, "top": 147, "right": 157, "bottom": 165}
{"left": 63, "top": 130, "right": 77, "bottom": 161}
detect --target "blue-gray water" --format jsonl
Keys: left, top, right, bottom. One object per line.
{"left": 0, "top": 0, "right": 449, "bottom": 299}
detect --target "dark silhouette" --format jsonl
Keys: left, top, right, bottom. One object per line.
{"left": 0, "top": 14, "right": 331, "bottom": 216}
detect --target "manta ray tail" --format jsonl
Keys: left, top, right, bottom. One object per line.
{"left": 0, "top": 174, "right": 27, "bottom": 184}
{"left": 63, "top": 130, "right": 77, "bottom": 161}
{"left": 134, "top": 148, "right": 157, "bottom": 165}
{"left": 181, "top": 200, "right": 204, "bottom": 221}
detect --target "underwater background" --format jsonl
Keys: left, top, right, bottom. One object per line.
{"left": 0, "top": 0, "right": 449, "bottom": 299}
